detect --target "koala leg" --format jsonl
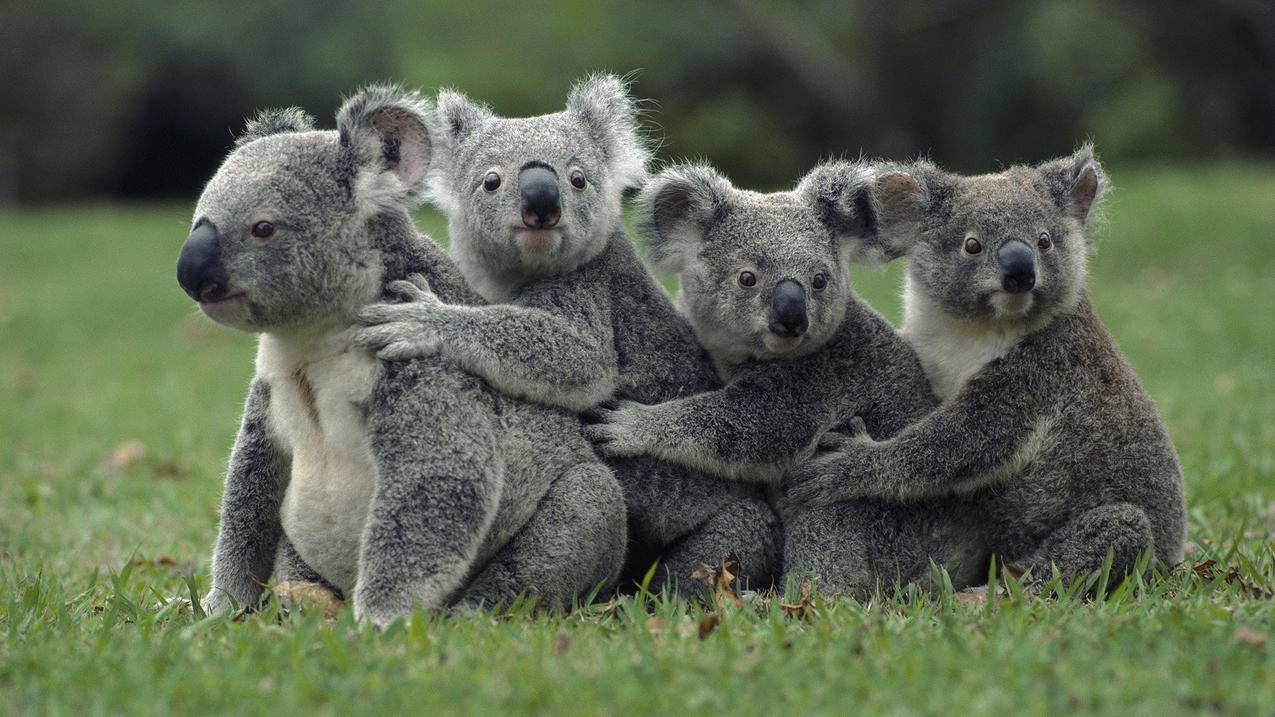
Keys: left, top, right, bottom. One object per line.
{"left": 455, "top": 462, "right": 627, "bottom": 612}
{"left": 1015, "top": 502, "right": 1154, "bottom": 582}
{"left": 651, "top": 494, "right": 781, "bottom": 599}
{"left": 784, "top": 499, "right": 989, "bottom": 598}
{"left": 274, "top": 536, "right": 344, "bottom": 601}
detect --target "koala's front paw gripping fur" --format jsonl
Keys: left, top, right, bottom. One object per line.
{"left": 354, "top": 273, "right": 447, "bottom": 361}
{"left": 581, "top": 400, "right": 657, "bottom": 458}
{"left": 783, "top": 436, "right": 880, "bottom": 508}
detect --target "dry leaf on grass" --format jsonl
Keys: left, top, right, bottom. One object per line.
{"left": 1231, "top": 626, "right": 1268, "bottom": 647}
{"left": 270, "top": 581, "right": 343, "bottom": 620}
{"left": 1191, "top": 559, "right": 1272, "bottom": 599}
{"left": 690, "top": 554, "right": 744, "bottom": 609}
{"left": 779, "top": 576, "right": 816, "bottom": 620}
{"left": 102, "top": 441, "right": 145, "bottom": 472}
{"left": 698, "top": 612, "right": 721, "bottom": 639}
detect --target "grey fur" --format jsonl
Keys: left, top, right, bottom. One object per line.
{"left": 784, "top": 148, "right": 1187, "bottom": 580}
{"left": 188, "top": 86, "right": 625, "bottom": 626}
{"left": 354, "top": 75, "right": 780, "bottom": 595}
{"left": 589, "top": 162, "right": 988, "bottom": 593}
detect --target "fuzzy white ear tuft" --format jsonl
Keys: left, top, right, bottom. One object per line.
{"left": 636, "top": 164, "right": 732, "bottom": 274}
{"left": 337, "top": 84, "right": 434, "bottom": 213}
{"left": 567, "top": 73, "right": 652, "bottom": 191}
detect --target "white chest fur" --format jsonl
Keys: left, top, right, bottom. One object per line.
{"left": 901, "top": 275, "right": 1030, "bottom": 402}
{"left": 257, "top": 330, "right": 383, "bottom": 594}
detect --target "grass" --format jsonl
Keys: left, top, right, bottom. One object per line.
{"left": 1, "top": 163, "right": 1273, "bottom": 715}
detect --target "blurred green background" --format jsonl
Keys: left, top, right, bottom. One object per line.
{"left": 2, "top": 0, "right": 1272, "bottom": 202}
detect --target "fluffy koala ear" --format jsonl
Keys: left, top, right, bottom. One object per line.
{"left": 1039, "top": 145, "right": 1106, "bottom": 224}
{"left": 337, "top": 84, "right": 434, "bottom": 212}
{"left": 235, "top": 107, "right": 316, "bottom": 148}
{"left": 434, "top": 89, "right": 492, "bottom": 145}
{"left": 566, "top": 74, "right": 650, "bottom": 189}
{"left": 637, "top": 165, "right": 732, "bottom": 273}
{"left": 801, "top": 162, "right": 925, "bottom": 265}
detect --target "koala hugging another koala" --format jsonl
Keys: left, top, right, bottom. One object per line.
{"left": 786, "top": 148, "right": 1187, "bottom": 581}
{"left": 584, "top": 161, "right": 989, "bottom": 593}
{"left": 176, "top": 86, "right": 626, "bottom": 627}
{"left": 354, "top": 75, "right": 782, "bottom": 596}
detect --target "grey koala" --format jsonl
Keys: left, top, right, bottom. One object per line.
{"left": 585, "top": 162, "right": 989, "bottom": 593}
{"left": 354, "top": 75, "right": 781, "bottom": 595}
{"left": 785, "top": 147, "right": 1187, "bottom": 580}
{"left": 178, "top": 86, "right": 626, "bottom": 627}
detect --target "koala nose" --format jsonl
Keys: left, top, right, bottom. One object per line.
{"left": 997, "top": 240, "right": 1036, "bottom": 294}
{"left": 177, "top": 221, "right": 230, "bottom": 302}
{"left": 519, "top": 165, "right": 561, "bottom": 229}
{"left": 768, "top": 279, "right": 809, "bottom": 337}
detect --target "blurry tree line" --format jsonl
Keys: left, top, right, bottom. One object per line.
{"left": 2, "top": 0, "right": 1271, "bottom": 203}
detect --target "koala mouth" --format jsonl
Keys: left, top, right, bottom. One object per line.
{"left": 513, "top": 228, "right": 562, "bottom": 253}
{"left": 198, "top": 293, "right": 247, "bottom": 323}
{"left": 989, "top": 290, "right": 1034, "bottom": 317}
{"left": 761, "top": 331, "right": 807, "bottom": 354}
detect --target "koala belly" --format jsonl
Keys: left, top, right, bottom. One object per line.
{"left": 261, "top": 339, "right": 383, "bottom": 595}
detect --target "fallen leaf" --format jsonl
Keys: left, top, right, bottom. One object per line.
{"left": 270, "top": 581, "right": 342, "bottom": 619}
{"left": 690, "top": 554, "right": 744, "bottom": 609}
{"left": 102, "top": 441, "right": 145, "bottom": 472}
{"left": 1193, "top": 559, "right": 1218, "bottom": 580}
{"left": 780, "top": 576, "right": 816, "bottom": 620}
{"left": 645, "top": 617, "right": 667, "bottom": 637}
{"left": 698, "top": 612, "right": 720, "bottom": 639}
{"left": 553, "top": 632, "right": 571, "bottom": 655}
{"left": 1231, "top": 626, "right": 1268, "bottom": 647}
{"left": 954, "top": 587, "right": 988, "bottom": 606}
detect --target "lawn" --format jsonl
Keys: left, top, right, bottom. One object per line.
{"left": 1, "top": 164, "right": 1272, "bottom": 715}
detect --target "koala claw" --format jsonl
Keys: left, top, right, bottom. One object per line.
{"left": 387, "top": 273, "right": 438, "bottom": 304}
{"left": 580, "top": 400, "right": 648, "bottom": 457}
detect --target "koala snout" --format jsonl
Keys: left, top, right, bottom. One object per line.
{"left": 519, "top": 165, "right": 561, "bottom": 229}
{"left": 997, "top": 240, "right": 1036, "bottom": 294}
{"left": 768, "top": 279, "right": 809, "bottom": 337}
{"left": 177, "top": 221, "right": 230, "bottom": 303}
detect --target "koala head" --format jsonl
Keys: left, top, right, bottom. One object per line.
{"left": 177, "top": 86, "right": 434, "bottom": 333}
{"left": 427, "top": 74, "right": 650, "bottom": 296}
{"left": 887, "top": 147, "right": 1106, "bottom": 326}
{"left": 638, "top": 161, "right": 904, "bottom": 365}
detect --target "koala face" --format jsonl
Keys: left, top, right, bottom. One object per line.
{"left": 638, "top": 162, "right": 896, "bottom": 365}
{"left": 177, "top": 88, "right": 434, "bottom": 333}
{"left": 429, "top": 75, "right": 649, "bottom": 289}
{"left": 894, "top": 148, "right": 1104, "bottom": 325}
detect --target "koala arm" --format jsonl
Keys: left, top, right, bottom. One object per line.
{"left": 583, "top": 368, "right": 837, "bottom": 483}
{"left": 356, "top": 276, "right": 618, "bottom": 412}
{"left": 785, "top": 352, "right": 1066, "bottom": 505}
{"left": 203, "top": 379, "right": 291, "bottom": 614}
{"left": 353, "top": 360, "right": 503, "bottom": 627}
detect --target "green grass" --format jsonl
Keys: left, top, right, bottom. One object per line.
{"left": 1, "top": 164, "right": 1273, "bottom": 715}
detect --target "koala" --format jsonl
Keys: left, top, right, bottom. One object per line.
{"left": 785, "top": 147, "right": 1188, "bottom": 581}
{"left": 178, "top": 86, "right": 626, "bottom": 627}
{"left": 584, "top": 162, "right": 990, "bottom": 593}
{"left": 354, "top": 75, "right": 781, "bottom": 595}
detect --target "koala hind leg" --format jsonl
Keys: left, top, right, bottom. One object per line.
{"left": 651, "top": 494, "right": 781, "bottom": 599}
{"left": 784, "top": 500, "right": 989, "bottom": 599}
{"left": 455, "top": 462, "right": 627, "bottom": 612}
{"left": 1015, "top": 502, "right": 1154, "bottom": 583}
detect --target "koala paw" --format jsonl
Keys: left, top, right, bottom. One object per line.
{"left": 581, "top": 399, "right": 651, "bottom": 458}
{"left": 199, "top": 589, "right": 235, "bottom": 616}
{"left": 354, "top": 274, "right": 446, "bottom": 361}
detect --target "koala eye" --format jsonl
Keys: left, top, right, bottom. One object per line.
{"left": 251, "top": 220, "right": 275, "bottom": 239}
{"left": 738, "top": 271, "right": 757, "bottom": 288}
{"left": 482, "top": 171, "right": 502, "bottom": 192}
{"left": 963, "top": 237, "right": 982, "bottom": 255}
{"left": 812, "top": 273, "right": 828, "bottom": 291}
{"left": 569, "top": 168, "right": 587, "bottom": 190}
{"left": 1037, "top": 232, "right": 1053, "bottom": 250}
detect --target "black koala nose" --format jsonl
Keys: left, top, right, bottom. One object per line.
{"left": 768, "top": 279, "right": 809, "bottom": 337}
{"left": 998, "top": 240, "right": 1036, "bottom": 294}
{"left": 519, "top": 165, "right": 561, "bottom": 229}
{"left": 177, "top": 221, "right": 230, "bottom": 302}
